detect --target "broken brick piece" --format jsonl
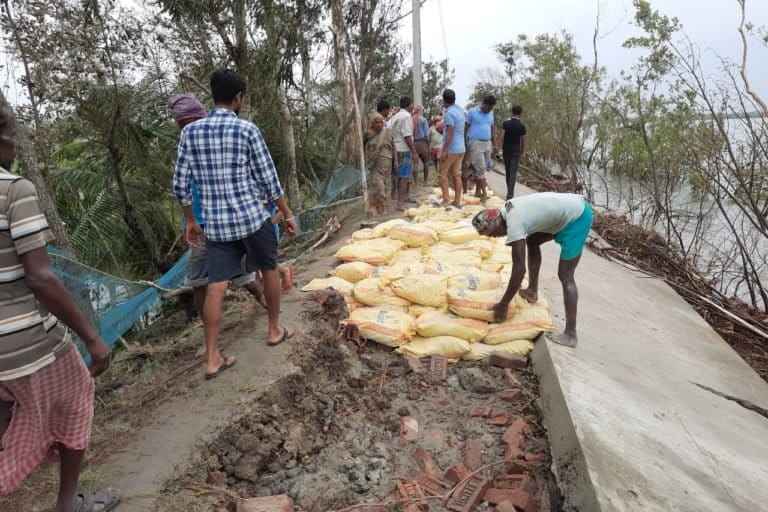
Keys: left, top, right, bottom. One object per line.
{"left": 446, "top": 474, "right": 489, "bottom": 512}
{"left": 429, "top": 355, "right": 448, "bottom": 381}
{"left": 236, "top": 495, "right": 295, "bottom": 512}
{"left": 503, "top": 444, "right": 523, "bottom": 461}
{"left": 524, "top": 452, "right": 548, "bottom": 464}
{"left": 501, "top": 418, "right": 529, "bottom": 450}
{"left": 413, "top": 447, "right": 439, "bottom": 476}
{"left": 494, "top": 474, "right": 537, "bottom": 495}
{"left": 405, "top": 355, "right": 426, "bottom": 374}
{"left": 503, "top": 369, "right": 521, "bottom": 388}
{"left": 445, "top": 463, "right": 470, "bottom": 484}
{"left": 483, "top": 487, "right": 517, "bottom": 505}
{"left": 397, "top": 481, "right": 427, "bottom": 508}
{"left": 470, "top": 405, "right": 493, "bottom": 418}
{"left": 489, "top": 414, "right": 509, "bottom": 426}
{"left": 415, "top": 473, "right": 452, "bottom": 496}
{"left": 461, "top": 438, "right": 483, "bottom": 471}
{"left": 489, "top": 352, "right": 527, "bottom": 369}
{"left": 401, "top": 416, "right": 420, "bottom": 440}
{"left": 422, "top": 429, "right": 446, "bottom": 450}
{"left": 495, "top": 490, "right": 540, "bottom": 512}
{"left": 437, "top": 386, "right": 450, "bottom": 405}
{"left": 498, "top": 389, "right": 523, "bottom": 403}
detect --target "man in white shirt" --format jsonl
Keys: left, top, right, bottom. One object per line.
{"left": 389, "top": 96, "right": 421, "bottom": 211}
{"left": 472, "top": 192, "right": 594, "bottom": 347}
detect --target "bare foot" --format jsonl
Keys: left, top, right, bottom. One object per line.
{"left": 519, "top": 288, "right": 538, "bottom": 303}
{"left": 545, "top": 332, "right": 578, "bottom": 348}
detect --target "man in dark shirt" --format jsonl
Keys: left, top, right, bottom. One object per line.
{"left": 499, "top": 105, "right": 527, "bottom": 200}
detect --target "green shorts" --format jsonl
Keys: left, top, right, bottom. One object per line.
{"left": 554, "top": 202, "right": 593, "bottom": 261}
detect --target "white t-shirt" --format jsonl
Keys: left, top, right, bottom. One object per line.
{"left": 389, "top": 109, "right": 413, "bottom": 153}
{"left": 502, "top": 192, "right": 585, "bottom": 245}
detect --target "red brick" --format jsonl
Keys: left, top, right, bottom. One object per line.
{"left": 236, "top": 495, "right": 294, "bottom": 512}
{"left": 503, "top": 369, "right": 521, "bottom": 388}
{"left": 446, "top": 474, "right": 489, "bottom": 512}
{"left": 501, "top": 418, "right": 529, "bottom": 450}
{"left": 503, "top": 461, "right": 531, "bottom": 474}
{"left": 503, "top": 444, "right": 523, "bottom": 461}
{"left": 422, "top": 429, "right": 446, "bottom": 450}
{"left": 489, "top": 414, "right": 509, "bottom": 426}
{"left": 413, "top": 447, "right": 439, "bottom": 476}
{"left": 498, "top": 389, "right": 523, "bottom": 403}
{"left": 444, "top": 463, "right": 470, "bottom": 484}
{"left": 414, "top": 473, "right": 452, "bottom": 496}
{"left": 437, "top": 386, "right": 450, "bottom": 405}
{"left": 404, "top": 355, "right": 426, "bottom": 374}
{"left": 397, "top": 481, "right": 427, "bottom": 508}
{"left": 524, "top": 452, "right": 548, "bottom": 464}
{"left": 461, "top": 438, "right": 483, "bottom": 471}
{"left": 498, "top": 490, "right": 539, "bottom": 512}
{"left": 429, "top": 355, "right": 448, "bottom": 381}
{"left": 489, "top": 352, "right": 527, "bottom": 369}
{"left": 493, "top": 474, "right": 537, "bottom": 495}
{"left": 483, "top": 487, "right": 517, "bottom": 505}
{"left": 470, "top": 405, "right": 492, "bottom": 418}
{"left": 492, "top": 503, "right": 516, "bottom": 512}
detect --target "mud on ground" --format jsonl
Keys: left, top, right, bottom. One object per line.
{"left": 160, "top": 293, "right": 561, "bottom": 511}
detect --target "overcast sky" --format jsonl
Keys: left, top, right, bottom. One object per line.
{"left": 398, "top": 0, "right": 768, "bottom": 105}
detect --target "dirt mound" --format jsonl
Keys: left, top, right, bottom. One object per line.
{"left": 168, "top": 292, "right": 559, "bottom": 511}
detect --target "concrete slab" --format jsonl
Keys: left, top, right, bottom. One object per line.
{"left": 485, "top": 173, "right": 768, "bottom": 511}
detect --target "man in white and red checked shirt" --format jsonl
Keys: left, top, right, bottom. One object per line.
{"left": 173, "top": 69, "right": 297, "bottom": 379}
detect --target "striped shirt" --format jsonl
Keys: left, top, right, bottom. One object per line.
{"left": 0, "top": 167, "right": 68, "bottom": 381}
{"left": 173, "top": 108, "right": 284, "bottom": 242}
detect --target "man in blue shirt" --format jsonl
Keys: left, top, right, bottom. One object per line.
{"left": 412, "top": 105, "right": 431, "bottom": 184}
{"left": 438, "top": 89, "right": 466, "bottom": 210}
{"left": 464, "top": 95, "right": 497, "bottom": 201}
{"left": 173, "top": 70, "right": 297, "bottom": 379}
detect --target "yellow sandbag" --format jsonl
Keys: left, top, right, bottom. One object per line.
{"left": 372, "top": 218, "right": 408, "bottom": 238}
{"left": 344, "top": 294, "right": 366, "bottom": 312}
{"left": 374, "top": 261, "right": 426, "bottom": 280}
{"left": 424, "top": 262, "right": 477, "bottom": 276}
{"left": 301, "top": 277, "right": 354, "bottom": 295}
{"left": 432, "top": 187, "right": 454, "bottom": 200}
{"left": 439, "top": 227, "right": 482, "bottom": 244}
{"left": 351, "top": 228, "right": 376, "bottom": 241}
{"left": 485, "top": 306, "right": 556, "bottom": 343}
{"left": 429, "top": 246, "right": 483, "bottom": 268}
{"left": 353, "top": 278, "right": 411, "bottom": 307}
{"left": 390, "top": 274, "right": 449, "bottom": 308}
{"left": 405, "top": 208, "right": 420, "bottom": 218}
{"left": 409, "top": 305, "right": 440, "bottom": 317}
{"left": 514, "top": 293, "right": 550, "bottom": 310}
{"left": 464, "top": 195, "right": 482, "bottom": 205}
{"left": 417, "top": 310, "right": 488, "bottom": 343}
{"left": 457, "top": 239, "right": 494, "bottom": 258}
{"left": 335, "top": 238, "right": 406, "bottom": 265}
{"left": 461, "top": 340, "right": 535, "bottom": 361}
{"left": 396, "top": 336, "right": 471, "bottom": 359}
{"left": 330, "top": 261, "right": 375, "bottom": 283}
{"left": 347, "top": 307, "right": 416, "bottom": 347}
{"left": 447, "top": 288, "right": 515, "bottom": 321}
{"left": 482, "top": 263, "right": 505, "bottom": 273}
{"left": 416, "top": 220, "right": 457, "bottom": 234}
{"left": 448, "top": 271, "right": 501, "bottom": 291}
{"left": 388, "top": 224, "right": 439, "bottom": 248}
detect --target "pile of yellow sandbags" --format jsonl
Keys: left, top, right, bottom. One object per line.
{"left": 302, "top": 201, "right": 556, "bottom": 361}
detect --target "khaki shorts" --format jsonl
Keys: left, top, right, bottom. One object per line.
{"left": 439, "top": 153, "right": 464, "bottom": 178}
{"left": 467, "top": 139, "right": 492, "bottom": 179}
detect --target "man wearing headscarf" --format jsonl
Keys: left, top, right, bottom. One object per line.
{"left": 472, "top": 192, "right": 593, "bottom": 348}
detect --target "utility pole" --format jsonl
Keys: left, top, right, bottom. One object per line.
{"left": 412, "top": 0, "right": 423, "bottom": 106}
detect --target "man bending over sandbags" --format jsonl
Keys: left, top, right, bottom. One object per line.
{"left": 472, "top": 192, "right": 593, "bottom": 347}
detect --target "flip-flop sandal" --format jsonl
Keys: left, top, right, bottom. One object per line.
{"left": 267, "top": 327, "right": 294, "bottom": 346}
{"left": 205, "top": 354, "right": 236, "bottom": 380}
{"left": 71, "top": 488, "right": 120, "bottom": 512}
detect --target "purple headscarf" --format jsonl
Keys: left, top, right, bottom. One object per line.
{"left": 168, "top": 93, "right": 207, "bottom": 122}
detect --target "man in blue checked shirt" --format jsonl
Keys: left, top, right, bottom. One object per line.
{"left": 173, "top": 69, "right": 297, "bottom": 380}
